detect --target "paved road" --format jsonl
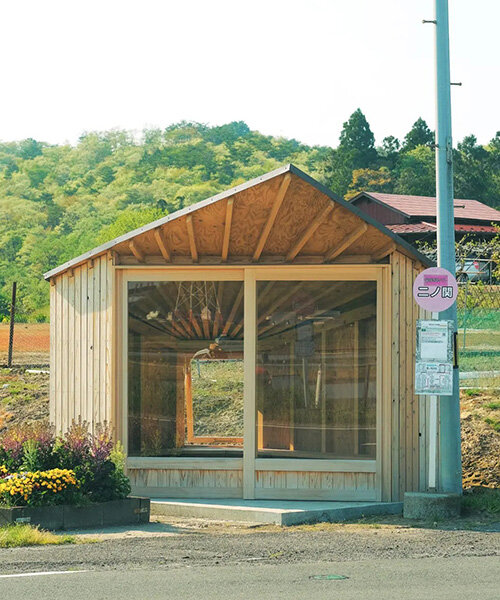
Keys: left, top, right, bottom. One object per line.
{"left": 0, "top": 556, "right": 499, "bottom": 600}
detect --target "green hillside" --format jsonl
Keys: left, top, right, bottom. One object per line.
{"left": 0, "top": 114, "right": 498, "bottom": 319}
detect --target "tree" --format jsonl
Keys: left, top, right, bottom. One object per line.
{"left": 323, "top": 109, "right": 378, "bottom": 197}
{"left": 378, "top": 135, "right": 401, "bottom": 170}
{"left": 402, "top": 118, "right": 434, "bottom": 152}
{"left": 394, "top": 146, "right": 436, "bottom": 196}
{"left": 454, "top": 135, "right": 490, "bottom": 201}
{"left": 345, "top": 167, "right": 392, "bottom": 200}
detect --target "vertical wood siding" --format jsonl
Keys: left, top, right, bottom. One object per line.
{"left": 254, "top": 471, "right": 376, "bottom": 501}
{"left": 50, "top": 253, "right": 114, "bottom": 433}
{"left": 128, "top": 468, "right": 243, "bottom": 498}
{"left": 390, "top": 251, "right": 427, "bottom": 500}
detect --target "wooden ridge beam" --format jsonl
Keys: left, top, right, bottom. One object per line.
{"left": 129, "top": 240, "right": 145, "bottom": 263}
{"left": 286, "top": 203, "right": 334, "bottom": 262}
{"left": 221, "top": 198, "right": 234, "bottom": 262}
{"left": 186, "top": 215, "right": 198, "bottom": 262}
{"left": 324, "top": 222, "right": 368, "bottom": 263}
{"left": 252, "top": 173, "right": 292, "bottom": 262}
{"left": 153, "top": 228, "right": 171, "bottom": 262}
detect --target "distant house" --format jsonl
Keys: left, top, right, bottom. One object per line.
{"left": 351, "top": 192, "right": 500, "bottom": 281}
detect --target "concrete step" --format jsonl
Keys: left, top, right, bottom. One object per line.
{"left": 151, "top": 498, "right": 403, "bottom": 526}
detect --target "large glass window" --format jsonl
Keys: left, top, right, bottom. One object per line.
{"left": 128, "top": 280, "right": 244, "bottom": 457}
{"left": 256, "top": 280, "right": 377, "bottom": 459}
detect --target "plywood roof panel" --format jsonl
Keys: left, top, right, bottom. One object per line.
{"left": 45, "top": 164, "right": 432, "bottom": 279}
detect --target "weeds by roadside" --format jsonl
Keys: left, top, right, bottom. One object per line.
{"left": 0, "top": 524, "right": 75, "bottom": 548}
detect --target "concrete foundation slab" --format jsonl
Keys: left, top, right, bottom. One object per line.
{"left": 403, "top": 492, "right": 461, "bottom": 520}
{"left": 151, "top": 498, "right": 403, "bottom": 526}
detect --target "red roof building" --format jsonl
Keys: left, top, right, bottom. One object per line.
{"left": 350, "top": 192, "right": 500, "bottom": 243}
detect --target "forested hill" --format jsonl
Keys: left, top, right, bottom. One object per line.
{"left": 0, "top": 115, "right": 499, "bottom": 319}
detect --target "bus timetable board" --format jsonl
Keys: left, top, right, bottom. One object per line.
{"left": 415, "top": 319, "right": 454, "bottom": 395}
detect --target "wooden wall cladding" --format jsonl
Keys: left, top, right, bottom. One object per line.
{"left": 390, "top": 251, "right": 426, "bottom": 500}
{"left": 128, "top": 468, "right": 243, "bottom": 498}
{"left": 255, "top": 471, "right": 377, "bottom": 501}
{"left": 50, "top": 253, "right": 113, "bottom": 433}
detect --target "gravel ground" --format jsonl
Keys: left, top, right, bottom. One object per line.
{"left": 1, "top": 523, "right": 499, "bottom": 574}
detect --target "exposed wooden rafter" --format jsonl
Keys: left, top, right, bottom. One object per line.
{"left": 323, "top": 223, "right": 368, "bottom": 263}
{"left": 286, "top": 203, "right": 334, "bottom": 262}
{"left": 153, "top": 228, "right": 171, "bottom": 262}
{"left": 212, "top": 282, "right": 225, "bottom": 338}
{"left": 257, "top": 281, "right": 303, "bottom": 326}
{"left": 186, "top": 215, "right": 198, "bottom": 262}
{"left": 221, "top": 287, "right": 244, "bottom": 336}
{"left": 322, "top": 303, "right": 376, "bottom": 332}
{"left": 189, "top": 310, "right": 203, "bottom": 338}
{"left": 252, "top": 173, "right": 292, "bottom": 262}
{"left": 221, "top": 198, "right": 234, "bottom": 262}
{"left": 373, "top": 242, "right": 396, "bottom": 262}
{"left": 129, "top": 240, "right": 145, "bottom": 263}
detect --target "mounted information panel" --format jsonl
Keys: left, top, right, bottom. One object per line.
{"left": 415, "top": 319, "right": 454, "bottom": 395}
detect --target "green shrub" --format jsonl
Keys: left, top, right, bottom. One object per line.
{"left": 0, "top": 420, "right": 130, "bottom": 506}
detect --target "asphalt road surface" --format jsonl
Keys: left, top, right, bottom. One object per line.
{"left": 1, "top": 524, "right": 499, "bottom": 599}
{"left": 0, "top": 556, "right": 499, "bottom": 600}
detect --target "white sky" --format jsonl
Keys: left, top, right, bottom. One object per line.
{"left": 0, "top": 0, "right": 498, "bottom": 148}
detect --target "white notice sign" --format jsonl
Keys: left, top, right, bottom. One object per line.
{"left": 415, "top": 361, "right": 453, "bottom": 395}
{"left": 415, "top": 320, "right": 454, "bottom": 395}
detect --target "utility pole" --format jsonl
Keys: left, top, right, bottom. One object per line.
{"left": 434, "top": 0, "right": 462, "bottom": 494}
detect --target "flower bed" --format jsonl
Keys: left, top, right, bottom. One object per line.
{"left": 0, "top": 420, "right": 150, "bottom": 529}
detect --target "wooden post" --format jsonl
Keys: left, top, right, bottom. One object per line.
{"left": 243, "top": 272, "right": 256, "bottom": 499}
{"left": 176, "top": 356, "right": 186, "bottom": 448}
{"left": 321, "top": 328, "right": 327, "bottom": 454}
{"left": 353, "top": 321, "right": 359, "bottom": 456}
{"left": 289, "top": 338, "right": 295, "bottom": 451}
{"left": 185, "top": 360, "right": 194, "bottom": 443}
{"left": 7, "top": 282, "right": 17, "bottom": 368}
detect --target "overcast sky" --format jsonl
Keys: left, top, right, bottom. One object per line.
{"left": 1, "top": 0, "right": 498, "bottom": 148}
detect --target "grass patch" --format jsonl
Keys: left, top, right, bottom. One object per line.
{"left": 0, "top": 524, "right": 76, "bottom": 548}
{"left": 462, "top": 488, "right": 500, "bottom": 516}
{"left": 463, "top": 388, "right": 483, "bottom": 398}
{"left": 485, "top": 401, "right": 500, "bottom": 410}
{"left": 484, "top": 417, "right": 500, "bottom": 432}
{"left": 191, "top": 360, "right": 243, "bottom": 437}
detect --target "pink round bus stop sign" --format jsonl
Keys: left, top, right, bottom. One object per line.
{"left": 413, "top": 267, "right": 458, "bottom": 312}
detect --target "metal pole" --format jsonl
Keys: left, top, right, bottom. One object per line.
{"left": 434, "top": 0, "right": 462, "bottom": 494}
{"left": 7, "top": 282, "right": 17, "bottom": 368}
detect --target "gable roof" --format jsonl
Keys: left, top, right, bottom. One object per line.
{"left": 352, "top": 192, "right": 500, "bottom": 222}
{"left": 44, "top": 164, "right": 432, "bottom": 280}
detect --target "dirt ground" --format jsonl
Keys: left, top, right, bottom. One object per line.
{"left": 0, "top": 323, "right": 50, "bottom": 367}
{"left": 0, "top": 368, "right": 49, "bottom": 432}
{"left": 0, "top": 368, "right": 499, "bottom": 491}
{"left": 1, "top": 519, "right": 499, "bottom": 574}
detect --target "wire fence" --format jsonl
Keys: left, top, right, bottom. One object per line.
{"left": 0, "top": 284, "right": 50, "bottom": 368}
{"left": 1, "top": 281, "right": 499, "bottom": 388}
{"left": 457, "top": 282, "right": 500, "bottom": 389}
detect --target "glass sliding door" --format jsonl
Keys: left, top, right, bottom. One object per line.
{"left": 127, "top": 280, "right": 244, "bottom": 457}
{"left": 255, "top": 280, "right": 377, "bottom": 460}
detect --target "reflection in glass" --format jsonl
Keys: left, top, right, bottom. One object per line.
{"left": 256, "top": 280, "right": 377, "bottom": 459}
{"left": 127, "top": 281, "right": 244, "bottom": 457}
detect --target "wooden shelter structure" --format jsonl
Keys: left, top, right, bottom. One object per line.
{"left": 45, "top": 164, "right": 433, "bottom": 502}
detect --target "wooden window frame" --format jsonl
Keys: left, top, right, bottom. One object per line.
{"left": 117, "top": 264, "right": 391, "bottom": 501}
